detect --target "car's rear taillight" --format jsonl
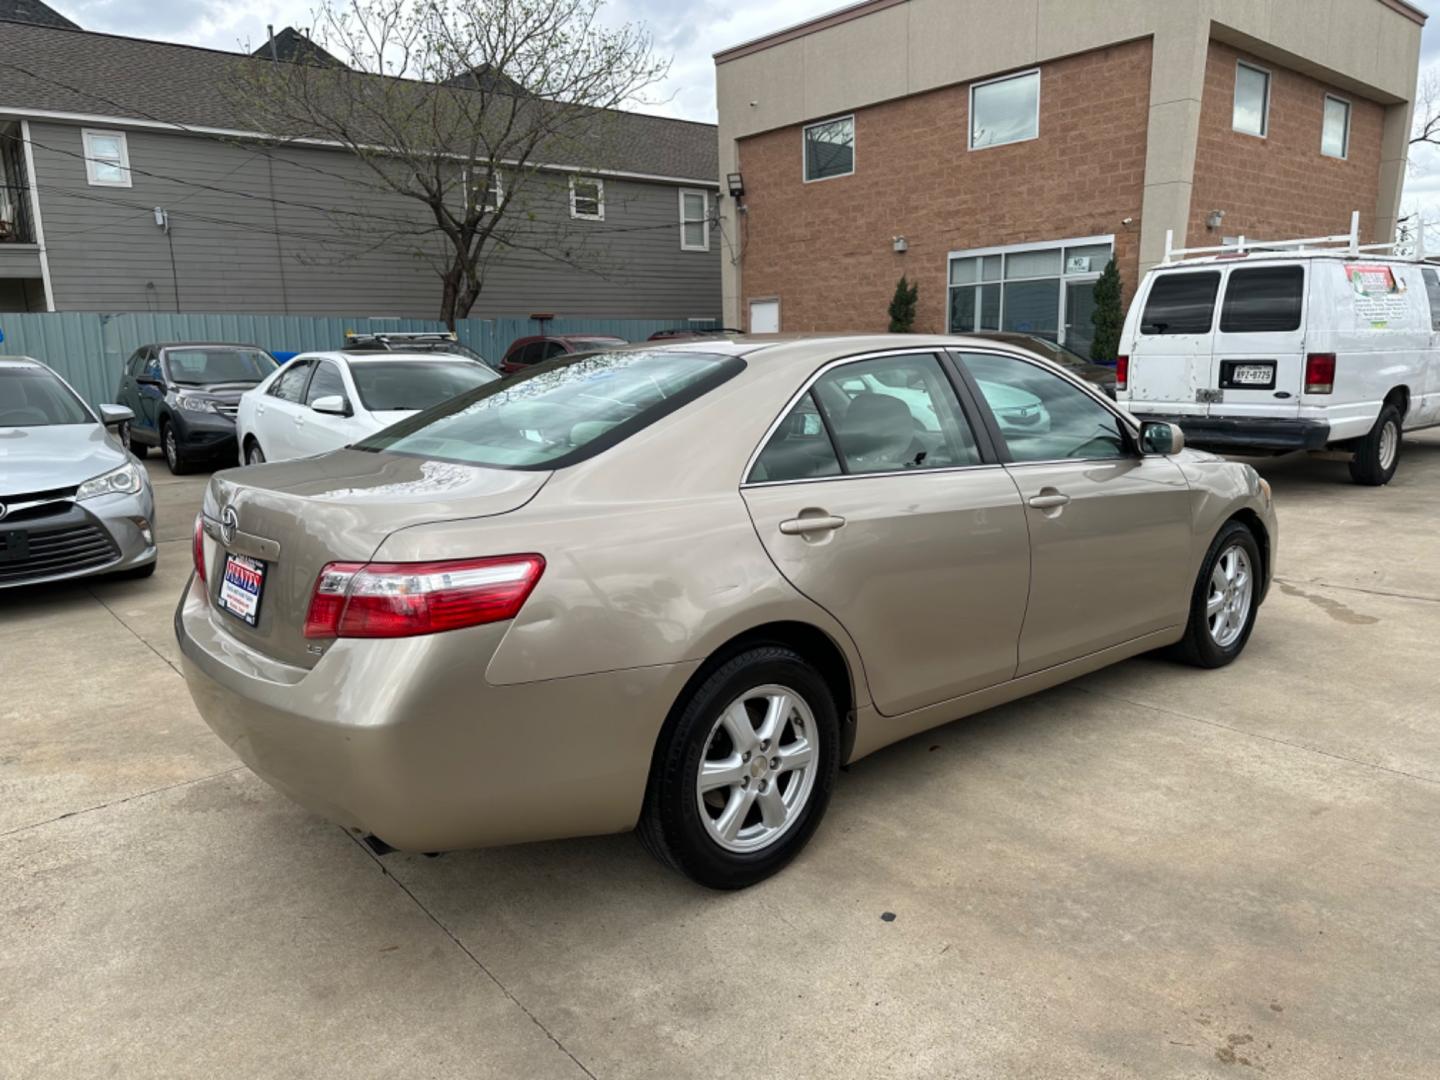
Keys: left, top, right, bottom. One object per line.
{"left": 1305, "top": 353, "right": 1336, "bottom": 395}
{"left": 193, "top": 514, "right": 207, "bottom": 583}
{"left": 302, "top": 555, "right": 545, "bottom": 639}
{"left": 1115, "top": 356, "right": 1129, "bottom": 392}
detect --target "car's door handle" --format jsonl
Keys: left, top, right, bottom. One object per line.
{"left": 779, "top": 514, "right": 846, "bottom": 536}
{"left": 1027, "top": 492, "right": 1071, "bottom": 509}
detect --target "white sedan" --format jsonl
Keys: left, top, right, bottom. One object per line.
{"left": 236, "top": 350, "right": 498, "bottom": 464}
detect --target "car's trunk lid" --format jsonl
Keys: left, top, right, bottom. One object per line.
{"left": 200, "top": 449, "right": 549, "bottom": 668}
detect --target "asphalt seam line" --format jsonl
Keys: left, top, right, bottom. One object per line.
{"left": 85, "top": 584, "right": 186, "bottom": 678}
{"left": 0, "top": 766, "right": 245, "bottom": 839}
{"left": 345, "top": 832, "right": 601, "bottom": 1080}
{"left": 1074, "top": 685, "right": 1440, "bottom": 787}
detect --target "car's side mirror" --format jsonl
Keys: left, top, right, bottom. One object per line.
{"left": 311, "top": 395, "right": 351, "bottom": 417}
{"left": 1140, "top": 421, "right": 1184, "bottom": 456}
{"left": 98, "top": 403, "right": 134, "bottom": 427}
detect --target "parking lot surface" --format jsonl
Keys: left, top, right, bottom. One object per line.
{"left": 4, "top": 437, "right": 1439, "bottom": 1079}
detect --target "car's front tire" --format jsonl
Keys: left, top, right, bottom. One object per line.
{"left": 1348, "top": 403, "right": 1402, "bottom": 486}
{"left": 119, "top": 421, "right": 147, "bottom": 459}
{"left": 638, "top": 646, "right": 840, "bottom": 889}
{"left": 1170, "top": 520, "right": 1262, "bottom": 669}
{"left": 162, "top": 422, "right": 190, "bottom": 475}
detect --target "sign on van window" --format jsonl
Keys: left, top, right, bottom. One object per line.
{"left": 1345, "top": 263, "right": 1409, "bottom": 328}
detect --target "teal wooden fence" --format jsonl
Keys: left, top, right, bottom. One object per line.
{"left": 0, "top": 311, "right": 719, "bottom": 406}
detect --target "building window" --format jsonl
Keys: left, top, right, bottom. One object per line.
{"left": 1322, "top": 94, "right": 1351, "bottom": 159}
{"left": 679, "top": 188, "right": 709, "bottom": 251}
{"left": 82, "top": 128, "right": 130, "bottom": 187}
{"left": 969, "top": 70, "right": 1040, "bottom": 150}
{"left": 1233, "top": 62, "right": 1270, "bottom": 138}
{"left": 570, "top": 176, "right": 604, "bottom": 220}
{"left": 462, "top": 166, "right": 502, "bottom": 213}
{"left": 947, "top": 237, "right": 1113, "bottom": 355}
{"left": 803, "top": 115, "right": 854, "bottom": 182}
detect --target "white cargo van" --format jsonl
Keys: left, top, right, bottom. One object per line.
{"left": 1116, "top": 216, "right": 1440, "bottom": 485}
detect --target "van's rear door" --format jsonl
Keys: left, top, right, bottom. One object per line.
{"left": 1209, "top": 263, "right": 1306, "bottom": 421}
{"left": 1127, "top": 269, "right": 1222, "bottom": 418}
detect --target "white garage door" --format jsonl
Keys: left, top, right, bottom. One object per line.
{"left": 749, "top": 299, "right": 780, "bottom": 334}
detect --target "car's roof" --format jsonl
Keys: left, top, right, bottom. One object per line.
{"left": 1151, "top": 253, "right": 1425, "bottom": 270}
{"left": 147, "top": 341, "right": 269, "bottom": 350}
{"left": 291, "top": 350, "right": 483, "bottom": 365}
{"left": 0, "top": 355, "right": 47, "bottom": 369}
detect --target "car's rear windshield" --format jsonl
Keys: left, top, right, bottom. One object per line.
{"left": 356, "top": 349, "right": 745, "bottom": 469}
{"left": 351, "top": 360, "right": 497, "bottom": 412}
{"left": 0, "top": 366, "right": 93, "bottom": 426}
{"left": 165, "top": 348, "right": 277, "bottom": 386}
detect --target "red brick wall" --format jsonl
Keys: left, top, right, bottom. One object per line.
{"left": 735, "top": 39, "right": 1153, "bottom": 333}
{"left": 1188, "top": 41, "right": 1385, "bottom": 248}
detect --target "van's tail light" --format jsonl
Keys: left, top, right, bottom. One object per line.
{"left": 303, "top": 555, "right": 545, "bottom": 639}
{"left": 193, "top": 514, "right": 207, "bottom": 583}
{"left": 1115, "top": 356, "right": 1129, "bottom": 392}
{"left": 1304, "top": 353, "right": 1336, "bottom": 395}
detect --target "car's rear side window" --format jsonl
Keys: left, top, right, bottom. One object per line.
{"left": 357, "top": 350, "right": 744, "bottom": 469}
{"left": 1220, "top": 266, "right": 1305, "bottom": 333}
{"left": 1140, "top": 272, "right": 1221, "bottom": 335}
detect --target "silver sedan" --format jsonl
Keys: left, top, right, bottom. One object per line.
{"left": 0, "top": 356, "right": 157, "bottom": 587}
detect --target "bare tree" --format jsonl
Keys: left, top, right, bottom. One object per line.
{"left": 1411, "top": 69, "right": 1440, "bottom": 151}
{"left": 229, "top": 0, "right": 668, "bottom": 325}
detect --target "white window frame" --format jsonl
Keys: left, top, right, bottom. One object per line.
{"left": 1322, "top": 93, "right": 1351, "bottom": 160}
{"left": 801, "top": 114, "right": 855, "bottom": 184}
{"left": 679, "top": 188, "right": 710, "bottom": 251}
{"left": 82, "top": 127, "right": 131, "bottom": 188}
{"left": 1233, "top": 61, "right": 1271, "bottom": 139}
{"left": 461, "top": 165, "right": 503, "bottom": 214}
{"left": 968, "top": 69, "right": 1041, "bottom": 152}
{"left": 569, "top": 175, "right": 605, "bottom": 221}
{"left": 944, "top": 233, "right": 1114, "bottom": 349}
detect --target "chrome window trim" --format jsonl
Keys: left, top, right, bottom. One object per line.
{"left": 740, "top": 345, "right": 988, "bottom": 487}
{"left": 743, "top": 461, "right": 1005, "bottom": 490}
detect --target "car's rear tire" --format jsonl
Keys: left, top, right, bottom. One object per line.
{"left": 638, "top": 646, "right": 840, "bottom": 889}
{"left": 162, "top": 422, "right": 190, "bottom": 475}
{"left": 1348, "top": 403, "right": 1402, "bottom": 486}
{"left": 120, "top": 421, "right": 147, "bottom": 459}
{"left": 1169, "top": 520, "right": 1262, "bottom": 669}
{"left": 244, "top": 439, "right": 266, "bottom": 466}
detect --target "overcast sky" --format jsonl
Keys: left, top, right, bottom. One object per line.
{"left": 55, "top": 0, "right": 1440, "bottom": 234}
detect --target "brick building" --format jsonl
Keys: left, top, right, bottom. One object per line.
{"left": 713, "top": 0, "right": 1424, "bottom": 352}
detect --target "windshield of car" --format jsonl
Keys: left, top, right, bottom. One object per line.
{"left": 0, "top": 366, "right": 93, "bottom": 426}
{"left": 165, "top": 348, "right": 277, "bottom": 386}
{"left": 350, "top": 360, "right": 497, "bottom": 412}
{"left": 356, "top": 350, "right": 744, "bottom": 469}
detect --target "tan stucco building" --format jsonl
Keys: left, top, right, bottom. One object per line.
{"left": 713, "top": 0, "right": 1424, "bottom": 349}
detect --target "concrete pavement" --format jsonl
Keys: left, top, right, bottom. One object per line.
{"left": 2, "top": 439, "right": 1438, "bottom": 1078}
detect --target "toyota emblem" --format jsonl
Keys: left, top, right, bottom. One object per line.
{"left": 0, "top": 502, "right": 7, "bottom": 522}
{"left": 220, "top": 505, "right": 239, "bottom": 545}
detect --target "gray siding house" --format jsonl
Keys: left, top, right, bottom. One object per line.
{"left": 0, "top": 19, "right": 722, "bottom": 320}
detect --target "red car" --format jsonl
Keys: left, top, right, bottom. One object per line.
{"left": 498, "top": 334, "right": 628, "bottom": 374}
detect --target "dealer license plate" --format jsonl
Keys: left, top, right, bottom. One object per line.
{"left": 1232, "top": 363, "right": 1274, "bottom": 386}
{"left": 217, "top": 552, "right": 266, "bottom": 627}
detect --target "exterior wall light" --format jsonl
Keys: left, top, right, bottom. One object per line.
{"left": 727, "top": 173, "right": 745, "bottom": 199}
{"left": 893, "top": 235, "right": 909, "bottom": 253}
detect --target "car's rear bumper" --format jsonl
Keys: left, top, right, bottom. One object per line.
{"left": 1132, "top": 413, "right": 1331, "bottom": 453}
{"left": 174, "top": 574, "right": 697, "bottom": 851}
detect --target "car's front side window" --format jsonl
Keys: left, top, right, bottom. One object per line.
{"left": 959, "top": 352, "right": 1129, "bottom": 463}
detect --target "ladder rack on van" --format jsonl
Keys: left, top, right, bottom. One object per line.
{"left": 1160, "top": 210, "right": 1429, "bottom": 265}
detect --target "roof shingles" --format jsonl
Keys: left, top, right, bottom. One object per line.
{"left": 0, "top": 21, "right": 718, "bottom": 181}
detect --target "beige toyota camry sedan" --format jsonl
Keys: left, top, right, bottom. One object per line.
{"left": 177, "top": 336, "right": 1276, "bottom": 889}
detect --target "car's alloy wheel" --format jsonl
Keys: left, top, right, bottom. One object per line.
{"left": 1170, "top": 520, "right": 1262, "bottom": 669}
{"left": 163, "top": 426, "right": 186, "bottom": 475}
{"left": 638, "top": 645, "right": 840, "bottom": 889}
{"left": 1205, "top": 545, "right": 1253, "bottom": 649}
{"left": 119, "top": 421, "right": 144, "bottom": 458}
{"left": 695, "top": 684, "right": 819, "bottom": 854}
{"left": 246, "top": 441, "right": 266, "bottom": 465}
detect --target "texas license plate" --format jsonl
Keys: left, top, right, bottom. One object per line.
{"left": 1232, "top": 363, "right": 1274, "bottom": 386}
{"left": 217, "top": 552, "right": 266, "bottom": 627}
